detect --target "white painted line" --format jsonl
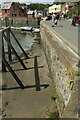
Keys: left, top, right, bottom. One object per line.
{"left": 67, "top": 46, "right": 79, "bottom": 58}
{"left": 50, "top": 29, "right": 79, "bottom": 58}
{"left": 45, "top": 25, "right": 79, "bottom": 59}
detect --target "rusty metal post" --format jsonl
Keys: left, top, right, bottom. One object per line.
{"left": 2, "top": 57, "right": 24, "bottom": 89}
{"left": 10, "top": 29, "right": 29, "bottom": 59}
{"left": 5, "top": 17, "right": 12, "bottom": 62}
{"left": 3, "top": 32, "right": 27, "bottom": 70}
{"left": 2, "top": 32, "right": 6, "bottom": 72}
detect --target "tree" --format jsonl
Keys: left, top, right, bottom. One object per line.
{"left": 27, "top": 3, "right": 51, "bottom": 10}
{"left": 21, "top": 3, "right": 26, "bottom": 6}
{"left": 53, "top": 0, "right": 66, "bottom": 5}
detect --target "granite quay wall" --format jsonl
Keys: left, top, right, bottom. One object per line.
{"left": 40, "top": 21, "right": 79, "bottom": 117}
{"left": 2, "top": 17, "right": 38, "bottom": 28}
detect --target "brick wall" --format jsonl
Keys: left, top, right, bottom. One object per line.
{"left": 2, "top": 3, "right": 24, "bottom": 17}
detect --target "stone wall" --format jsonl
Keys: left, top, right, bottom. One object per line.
{"left": 40, "top": 21, "right": 79, "bottom": 117}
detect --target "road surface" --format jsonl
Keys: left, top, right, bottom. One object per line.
{"left": 42, "top": 19, "right": 80, "bottom": 56}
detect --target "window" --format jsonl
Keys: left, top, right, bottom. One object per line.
{"left": 13, "top": 4, "right": 15, "bottom": 11}
{"left": 55, "top": 8, "right": 57, "bottom": 11}
{"left": 5, "top": 9, "right": 7, "bottom": 13}
{"left": 12, "top": 13, "right": 16, "bottom": 17}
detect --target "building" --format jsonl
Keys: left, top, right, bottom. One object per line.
{"left": 21, "top": 5, "right": 27, "bottom": 16}
{"left": 49, "top": 4, "right": 61, "bottom": 14}
{"left": 1, "top": 2, "right": 26, "bottom": 17}
{"left": 62, "top": 2, "right": 75, "bottom": 14}
{"left": 27, "top": 10, "right": 33, "bottom": 18}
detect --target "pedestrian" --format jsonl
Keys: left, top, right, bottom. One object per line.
{"left": 34, "top": 10, "right": 37, "bottom": 19}
{"left": 33, "top": 11, "right": 35, "bottom": 19}
{"left": 37, "top": 15, "right": 41, "bottom": 28}
{"left": 52, "top": 13, "right": 56, "bottom": 27}
{"left": 62, "top": 13, "right": 64, "bottom": 20}
{"left": 71, "top": 14, "right": 77, "bottom": 26}
{"left": 59, "top": 12, "right": 61, "bottom": 21}
{"left": 59, "top": 14, "right": 61, "bottom": 21}
{"left": 63, "top": 14, "right": 65, "bottom": 20}
{"left": 54, "top": 18, "right": 58, "bottom": 26}
{"left": 78, "top": 15, "right": 80, "bottom": 26}
{"left": 56, "top": 14, "right": 59, "bottom": 20}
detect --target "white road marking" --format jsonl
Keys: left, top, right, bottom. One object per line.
{"left": 43, "top": 24, "right": 79, "bottom": 59}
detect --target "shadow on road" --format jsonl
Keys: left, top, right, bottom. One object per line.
{"left": 2, "top": 66, "right": 44, "bottom": 72}
{"left": 1, "top": 84, "right": 49, "bottom": 91}
{"left": 1, "top": 56, "right": 48, "bottom": 91}
{"left": 34, "top": 56, "right": 41, "bottom": 91}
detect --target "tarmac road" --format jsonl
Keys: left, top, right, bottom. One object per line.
{"left": 42, "top": 19, "right": 79, "bottom": 56}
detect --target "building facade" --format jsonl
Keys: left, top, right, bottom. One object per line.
{"left": 27, "top": 10, "right": 33, "bottom": 18}
{"left": 1, "top": 2, "right": 26, "bottom": 17}
{"left": 49, "top": 4, "right": 61, "bottom": 14}
{"left": 62, "top": 2, "right": 75, "bottom": 14}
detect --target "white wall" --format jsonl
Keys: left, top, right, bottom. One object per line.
{"left": 49, "top": 4, "right": 61, "bottom": 14}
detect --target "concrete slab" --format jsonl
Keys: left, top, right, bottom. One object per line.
{"left": 2, "top": 42, "right": 55, "bottom": 118}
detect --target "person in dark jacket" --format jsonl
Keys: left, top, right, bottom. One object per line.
{"left": 78, "top": 14, "right": 80, "bottom": 26}
{"left": 71, "top": 14, "right": 77, "bottom": 26}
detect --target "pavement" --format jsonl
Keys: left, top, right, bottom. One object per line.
{"left": 42, "top": 19, "right": 79, "bottom": 57}
{"left": 2, "top": 41, "right": 56, "bottom": 118}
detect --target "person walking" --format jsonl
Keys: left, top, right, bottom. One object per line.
{"left": 56, "top": 14, "right": 59, "bottom": 20}
{"left": 78, "top": 15, "right": 80, "bottom": 26}
{"left": 71, "top": 14, "right": 77, "bottom": 26}
{"left": 52, "top": 13, "right": 56, "bottom": 27}
{"left": 62, "top": 13, "right": 64, "bottom": 20}
{"left": 54, "top": 18, "right": 58, "bottom": 26}
{"left": 59, "top": 13, "right": 61, "bottom": 21}
{"left": 32, "top": 11, "right": 35, "bottom": 19}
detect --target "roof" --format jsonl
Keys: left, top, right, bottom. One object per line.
{"left": 1, "top": 2, "right": 13, "bottom": 9}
